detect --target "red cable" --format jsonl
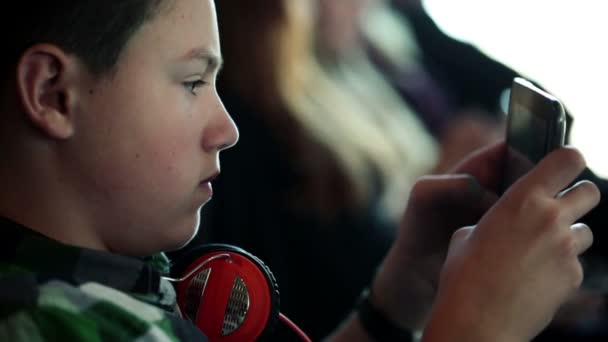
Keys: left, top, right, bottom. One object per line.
{"left": 279, "top": 312, "right": 312, "bottom": 342}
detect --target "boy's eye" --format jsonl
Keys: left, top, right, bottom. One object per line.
{"left": 183, "top": 79, "right": 207, "bottom": 95}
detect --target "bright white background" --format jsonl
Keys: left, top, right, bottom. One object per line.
{"left": 424, "top": 0, "right": 608, "bottom": 176}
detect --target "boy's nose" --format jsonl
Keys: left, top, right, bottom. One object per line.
{"left": 202, "top": 95, "right": 239, "bottom": 153}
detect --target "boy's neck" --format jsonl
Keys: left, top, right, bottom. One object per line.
{"left": 0, "top": 151, "right": 110, "bottom": 253}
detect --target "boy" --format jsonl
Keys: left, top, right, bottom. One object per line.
{"left": 0, "top": 1, "right": 599, "bottom": 341}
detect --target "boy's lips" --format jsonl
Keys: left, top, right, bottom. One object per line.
{"left": 200, "top": 172, "right": 219, "bottom": 184}
{"left": 198, "top": 172, "right": 219, "bottom": 198}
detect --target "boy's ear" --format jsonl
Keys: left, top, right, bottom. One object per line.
{"left": 16, "top": 44, "right": 82, "bottom": 139}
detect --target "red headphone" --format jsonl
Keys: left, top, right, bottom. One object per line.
{"left": 165, "top": 244, "right": 311, "bottom": 342}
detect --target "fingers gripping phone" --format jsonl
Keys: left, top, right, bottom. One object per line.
{"left": 501, "top": 77, "right": 567, "bottom": 193}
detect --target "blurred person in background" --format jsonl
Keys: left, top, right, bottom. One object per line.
{"left": 315, "top": 0, "right": 504, "bottom": 171}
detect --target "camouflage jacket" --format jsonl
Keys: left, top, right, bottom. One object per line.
{"left": 0, "top": 217, "right": 207, "bottom": 341}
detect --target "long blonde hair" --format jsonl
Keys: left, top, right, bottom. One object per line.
{"left": 217, "top": 1, "right": 437, "bottom": 221}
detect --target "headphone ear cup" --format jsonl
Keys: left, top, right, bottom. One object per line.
{"left": 171, "top": 244, "right": 280, "bottom": 342}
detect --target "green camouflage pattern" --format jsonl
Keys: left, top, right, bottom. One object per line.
{"left": 0, "top": 217, "right": 206, "bottom": 341}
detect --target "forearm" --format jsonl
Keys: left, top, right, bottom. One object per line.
{"left": 421, "top": 294, "right": 518, "bottom": 342}
{"left": 327, "top": 308, "right": 515, "bottom": 342}
{"left": 325, "top": 287, "right": 422, "bottom": 342}
{"left": 368, "top": 245, "right": 439, "bottom": 330}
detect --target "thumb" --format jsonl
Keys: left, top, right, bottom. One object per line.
{"left": 449, "top": 226, "right": 475, "bottom": 253}
{"left": 440, "top": 226, "right": 475, "bottom": 279}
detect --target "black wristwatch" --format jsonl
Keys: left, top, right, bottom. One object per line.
{"left": 356, "top": 288, "right": 414, "bottom": 342}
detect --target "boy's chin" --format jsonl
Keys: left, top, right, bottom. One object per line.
{"left": 164, "top": 232, "right": 198, "bottom": 252}
{"left": 162, "top": 216, "right": 201, "bottom": 252}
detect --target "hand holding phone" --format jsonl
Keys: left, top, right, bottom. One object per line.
{"left": 501, "top": 77, "right": 567, "bottom": 193}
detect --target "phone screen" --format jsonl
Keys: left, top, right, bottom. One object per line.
{"left": 503, "top": 103, "right": 544, "bottom": 190}
{"left": 507, "top": 103, "right": 549, "bottom": 164}
{"left": 501, "top": 78, "right": 566, "bottom": 193}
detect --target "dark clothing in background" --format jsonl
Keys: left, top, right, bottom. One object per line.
{"left": 391, "top": 3, "right": 517, "bottom": 115}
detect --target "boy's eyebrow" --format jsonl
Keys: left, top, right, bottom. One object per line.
{"left": 181, "top": 47, "right": 224, "bottom": 72}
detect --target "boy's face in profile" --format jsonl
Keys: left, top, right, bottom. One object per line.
{"left": 67, "top": 0, "right": 238, "bottom": 256}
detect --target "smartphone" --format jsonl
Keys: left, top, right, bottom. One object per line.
{"left": 501, "top": 77, "right": 567, "bottom": 193}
